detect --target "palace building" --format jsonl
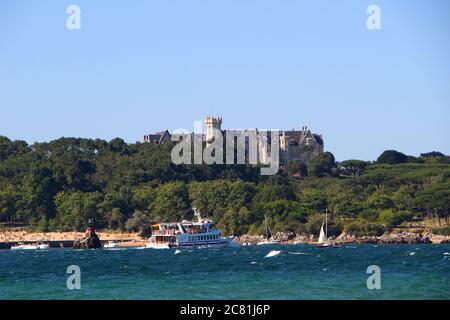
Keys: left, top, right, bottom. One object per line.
{"left": 143, "top": 116, "right": 324, "bottom": 165}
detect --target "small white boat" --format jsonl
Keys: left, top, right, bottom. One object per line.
{"left": 256, "top": 216, "right": 281, "bottom": 246}
{"left": 256, "top": 239, "right": 281, "bottom": 246}
{"left": 316, "top": 210, "right": 340, "bottom": 248}
{"left": 11, "top": 242, "right": 49, "bottom": 250}
{"left": 103, "top": 241, "right": 119, "bottom": 248}
{"left": 37, "top": 243, "right": 50, "bottom": 249}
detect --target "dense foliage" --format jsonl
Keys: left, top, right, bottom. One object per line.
{"left": 0, "top": 135, "right": 449, "bottom": 236}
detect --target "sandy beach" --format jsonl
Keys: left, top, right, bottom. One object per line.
{"left": 0, "top": 230, "right": 143, "bottom": 243}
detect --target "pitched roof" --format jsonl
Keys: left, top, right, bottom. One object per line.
{"left": 146, "top": 127, "right": 323, "bottom": 146}
{"left": 147, "top": 130, "right": 171, "bottom": 144}
{"left": 313, "top": 134, "right": 324, "bottom": 145}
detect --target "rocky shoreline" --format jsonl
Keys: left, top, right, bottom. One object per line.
{"left": 239, "top": 231, "right": 450, "bottom": 245}
{"left": 1, "top": 230, "right": 450, "bottom": 248}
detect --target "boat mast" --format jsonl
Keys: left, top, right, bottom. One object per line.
{"left": 264, "top": 216, "right": 268, "bottom": 239}
{"left": 264, "top": 215, "right": 271, "bottom": 239}
{"left": 325, "top": 208, "right": 328, "bottom": 239}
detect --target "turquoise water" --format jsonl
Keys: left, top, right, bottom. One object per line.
{"left": 1, "top": 244, "right": 449, "bottom": 300}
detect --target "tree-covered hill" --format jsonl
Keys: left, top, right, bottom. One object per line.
{"left": 0, "top": 136, "right": 449, "bottom": 236}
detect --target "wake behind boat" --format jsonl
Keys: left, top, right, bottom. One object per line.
{"left": 145, "top": 209, "right": 239, "bottom": 249}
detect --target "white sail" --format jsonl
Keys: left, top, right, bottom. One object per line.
{"left": 318, "top": 223, "right": 327, "bottom": 244}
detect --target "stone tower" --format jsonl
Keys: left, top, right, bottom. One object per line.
{"left": 204, "top": 116, "right": 222, "bottom": 143}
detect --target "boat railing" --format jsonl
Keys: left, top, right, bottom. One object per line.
{"left": 153, "top": 230, "right": 177, "bottom": 236}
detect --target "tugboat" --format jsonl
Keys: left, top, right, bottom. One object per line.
{"left": 73, "top": 219, "right": 102, "bottom": 249}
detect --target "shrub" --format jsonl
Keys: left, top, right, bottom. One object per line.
{"left": 378, "top": 210, "right": 415, "bottom": 228}
{"left": 344, "top": 220, "right": 385, "bottom": 237}
{"left": 125, "top": 211, "right": 152, "bottom": 233}
{"left": 431, "top": 227, "right": 450, "bottom": 236}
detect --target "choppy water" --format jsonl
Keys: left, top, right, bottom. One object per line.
{"left": 1, "top": 244, "right": 449, "bottom": 299}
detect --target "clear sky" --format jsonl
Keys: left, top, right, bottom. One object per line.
{"left": 1, "top": 0, "right": 449, "bottom": 161}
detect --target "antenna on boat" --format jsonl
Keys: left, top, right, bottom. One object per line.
{"left": 193, "top": 208, "right": 203, "bottom": 223}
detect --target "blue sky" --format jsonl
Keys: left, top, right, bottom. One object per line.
{"left": 1, "top": 0, "right": 449, "bottom": 161}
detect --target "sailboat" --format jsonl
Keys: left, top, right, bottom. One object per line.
{"left": 256, "top": 216, "right": 281, "bottom": 246}
{"left": 316, "top": 209, "right": 340, "bottom": 248}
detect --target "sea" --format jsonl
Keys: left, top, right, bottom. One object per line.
{"left": 1, "top": 244, "right": 449, "bottom": 300}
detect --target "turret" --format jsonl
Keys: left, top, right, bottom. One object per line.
{"left": 204, "top": 116, "right": 222, "bottom": 144}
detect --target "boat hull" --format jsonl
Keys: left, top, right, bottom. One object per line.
{"left": 11, "top": 245, "right": 39, "bottom": 250}
{"left": 317, "top": 243, "right": 341, "bottom": 248}
{"left": 146, "top": 238, "right": 239, "bottom": 249}
{"left": 11, "top": 243, "right": 50, "bottom": 250}
{"left": 256, "top": 240, "right": 281, "bottom": 246}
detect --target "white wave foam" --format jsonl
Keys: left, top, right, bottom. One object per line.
{"left": 265, "top": 250, "right": 281, "bottom": 258}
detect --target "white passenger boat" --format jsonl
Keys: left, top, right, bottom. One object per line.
{"left": 145, "top": 209, "right": 239, "bottom": 249}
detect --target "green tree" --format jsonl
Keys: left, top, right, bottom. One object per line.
{"left": 0, "top": 182, "right": 18, "bottom": 223}
{"left": 309, "top": 152, "right": 336, "bottom": 177}
{"left": 125, "top": 210, "right": 153, "bottom": 235}
{"left": 286, "top": 160, "right": 308, "bottom": 178}
{"left": 151, "top": 182, "right": 190, "bottom": 221}
{"left": 53, "top": 191, "right": 104, "bottom": 231}
{"left": 132, "top": 184, "right": 156, "bottom": 212}
{"left": 339, "top": 160, "right": 370, "bottom": 178}
{"left": 377, "top": 150, "right": 408, "bottom": 165}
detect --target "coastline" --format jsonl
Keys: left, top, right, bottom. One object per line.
{"left": 1, "top": 229, "right": 449, "bottom": 249}
{"left": 239, "top": 232, "right": 450, "bottom": 245}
